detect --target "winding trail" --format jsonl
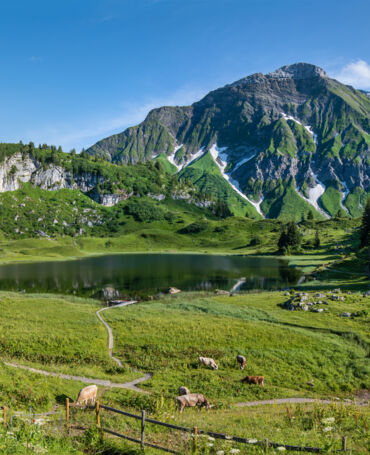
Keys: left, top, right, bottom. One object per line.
{"left": 235, "top": 396, "right": 367, "bottom": 407}
{"left": 96, "top": 300, "right": 137, "bottom": 368}
{"left": 4, "top": 300, "right": 153, "bottom": 394}
{"left": 3, "top": 300, "right": 367, "bottom": 406}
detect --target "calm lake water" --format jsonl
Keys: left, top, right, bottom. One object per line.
{"left": 0, "top": 254, "right": 302, "bottom": 300}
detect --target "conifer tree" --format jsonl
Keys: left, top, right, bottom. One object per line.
{"left": 360, "top": 198, "right": 370, "bottom": 247}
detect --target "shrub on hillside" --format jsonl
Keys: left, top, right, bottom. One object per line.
{"left": 178, "top": 220, "right": 209, "bottom": 234}
{"left": 124, "top": 198, "right": 166, "bottom": 222}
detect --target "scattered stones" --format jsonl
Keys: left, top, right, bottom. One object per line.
{"left": 168, "top": 287, "right": 181, "bottom": 294}
{"left": 363, "top": 291, "right": 370, "bottom": 297}
{"left": 315, "top": 293, "right": 325, "bottom": 298}
{"left": 215, "top": 289, "right": 230, "bottom": 296}
{"left": 340, "top": 312, "right": 351, "bottom": 318}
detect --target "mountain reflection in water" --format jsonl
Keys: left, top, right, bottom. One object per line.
{"left": 0, "top": 254, "right": 302, "bottom": 299}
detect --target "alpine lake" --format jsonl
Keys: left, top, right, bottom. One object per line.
{"left": 0, "top": 254, "right": 303, "bottom": 300}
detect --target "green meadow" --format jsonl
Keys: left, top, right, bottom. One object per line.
{"left": 0, "top": 288, "right": 368, "bottom": 453}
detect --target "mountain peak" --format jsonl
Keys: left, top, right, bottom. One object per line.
{"left": 267, "top": 63, "right": 327, "bottom": 80}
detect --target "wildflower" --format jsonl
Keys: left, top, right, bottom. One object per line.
{"left": 322, "top": 417, "right": 335, "bottom": 424}
{"left": 206, "top": 443, "right": 214, "bottom": 447}
{"left": 323, "top": 426, "right": 333, "bottom": 432}
{"left": 216, "top": 451, "right": 225, "bottom": 455}
{"left": 277, "top": 447, "right": 286, "bottom": 451}
{"left": 208, "top": 436, "right": 215, "bottom": 441}
{"left": 230, "top": 449, "right": 240, "bottom": 454}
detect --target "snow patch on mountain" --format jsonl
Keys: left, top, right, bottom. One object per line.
{"left": 340, "top": 180, "right": 350, "bottom": 213}
{"left": 209, "top": 144, "right": 264, "bottom": 217}
{"left": 281, "top": 113, "right": 318, "bottom": 144}
{"left": 233, "top": 153, "right": 257, "bottom": 172}
{"left": 167, "top": 144, "right": 184, "bottom": 170}
{"left": 297, "top": 169, "right": 329, "bottom": 218}
{"left": 168, "top": 145, "right": 206, "bottom": 171}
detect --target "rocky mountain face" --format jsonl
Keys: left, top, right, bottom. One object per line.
{"left": 87, "top": 63, "right": 370, "bottom": 219}
{"left": 0, "top": 145, "right": 211, "bottom": 212}
{"left": 0, "top": 152, "right": 121, "bottom": 206}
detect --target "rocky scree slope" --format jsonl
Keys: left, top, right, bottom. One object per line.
{"left": 87, "top": 63, "right": 370, "bottom": 219}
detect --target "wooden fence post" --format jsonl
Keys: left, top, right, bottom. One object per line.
{"left": 342, "top": 436, "right": 347, "bottom": 451}
{"left": 264, "top": 438, "right": 269, "bottom": 453}
{"left": 141, "top": 410, "right": 146, "bottom": 451}
{"left": 3, "top": 406, "right": 7, "bottom": 427}
{"left": 66, "top": 398, "right": 70, "bottom": 433}
{"left": 192, "top": 427, "right": 199, "bottom": 453}
{"left": 96, "top": 401, "right": 101, "bottom": 428}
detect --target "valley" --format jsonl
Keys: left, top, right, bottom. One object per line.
{"left": 0, "top": 63, "right": 368, "bottom": 454}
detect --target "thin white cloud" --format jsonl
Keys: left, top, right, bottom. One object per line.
{"left": 29, "top": 56, "right": 43, "bottom": 63}
{"left": 332, "top": 59, "right": 370, "bottom": 90}
{"left": 24, "top": 85, "right": 209, "bottom": 152}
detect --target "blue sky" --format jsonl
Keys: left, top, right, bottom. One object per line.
{"left": 0, "top": 0, "right": 369, "bottom": 152}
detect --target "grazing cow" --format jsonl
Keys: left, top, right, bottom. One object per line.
{"left": 178, "top": 386, "right": 190, "bottom": 396}
{"left": 241, "top": 376, "right": 264, "bottom": 386}
{"left": 236, "top": 355, "right": 246, "bottom": 370}
{"left": 176, "top": 393, "right": 211, "bottom": 413}
{"left": 76, "top": 385, "right": 98, "bottom": 405}
{"left": 198, "top": 356, "right": 218, "bottom": 370}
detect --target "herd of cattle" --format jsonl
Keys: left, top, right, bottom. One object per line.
{"left": 175, "top": 355, "right": 264, "bottom": 412}
{"left": 74, "top": 354, "right": 264, "bottom": 412}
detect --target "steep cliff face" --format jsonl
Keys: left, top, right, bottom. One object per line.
{"left": 0, "top": 148, "right": 209, "bottom": 210}
{"left": 0, "top": 153, "right": 100, "bottom": 194}
{"left": 87, "top": 63, "right": 370, "bottom": 219}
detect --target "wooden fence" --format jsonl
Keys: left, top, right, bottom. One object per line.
{"left": 65, "top": 399, "right": 349, "bottom": 454}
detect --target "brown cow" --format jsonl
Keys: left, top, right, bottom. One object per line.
{"left": 236, "top": 355, "right": 246, "bottom": 370}
{"left": 241, "top": 376, "right": 264, "bottom": 386}
{"left": 76, "top": 385, "right": 98, "bottom": 405}
{"left": 176, "top": 393, "right": 211, "bottom": 413}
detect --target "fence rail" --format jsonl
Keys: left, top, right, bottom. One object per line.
{"left": 64, "top": 400, "right": 349, "bottom": 454}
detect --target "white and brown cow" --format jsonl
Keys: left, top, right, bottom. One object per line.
{"left": 176, "top": 393, "right": 211, "bottom": 413}
{"left": 198, "top": 356, "right": 218, "bottom": 370}
{"left": 76, "top": 385, "right": 98, "bottom": 405}
{"left": 236, "top": 355, "right": 247, "bottom": 370}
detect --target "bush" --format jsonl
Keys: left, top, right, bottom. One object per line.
{"left": 178, "top": 220, "right": 209, "bottom": 234}
{"left": 124, "top": 198, "right": 166, "bottom": 222}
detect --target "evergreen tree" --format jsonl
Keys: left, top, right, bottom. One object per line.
{"left": 214, "top": 198, "right": 232, "bottom": 218}
{"left": 360, "top": 198, "right": 370, "bottom": 247}
{"left": 307, "top": 210, "right": 314, "bottom": 220}
{"left": 314, "top": 230, "right": 320, "bottom": 248}
{"left": 278, "top": 221, "right": 302, "bottom": 252}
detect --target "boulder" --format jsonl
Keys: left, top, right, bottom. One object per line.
{"left": 168, "top": 287, "right": 181, "bottom": 294}
{"left": 215, "top": 289, "right": 230, "bottom": 296}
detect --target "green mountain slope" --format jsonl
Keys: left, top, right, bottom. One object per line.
{"left": 86, "top": 63, "right": 369, "bottom": 220}
{"left": 179, "top": 152, "right": 260, "bottom": 218}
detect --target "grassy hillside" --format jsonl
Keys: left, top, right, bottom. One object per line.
{"left": 179, "top": 152, "right": 260, "bottom": 218}
{"left": 0, "top": 213, "right": 361, "bottom": 265}
{"left": 261, "top": 180, "right": 325, "bottom": 221}
{"left": 0, "top": 290, "right": 367, "bottom": 453}
{"left": 105, "top": 292, "right": 369, "bottom": 402}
